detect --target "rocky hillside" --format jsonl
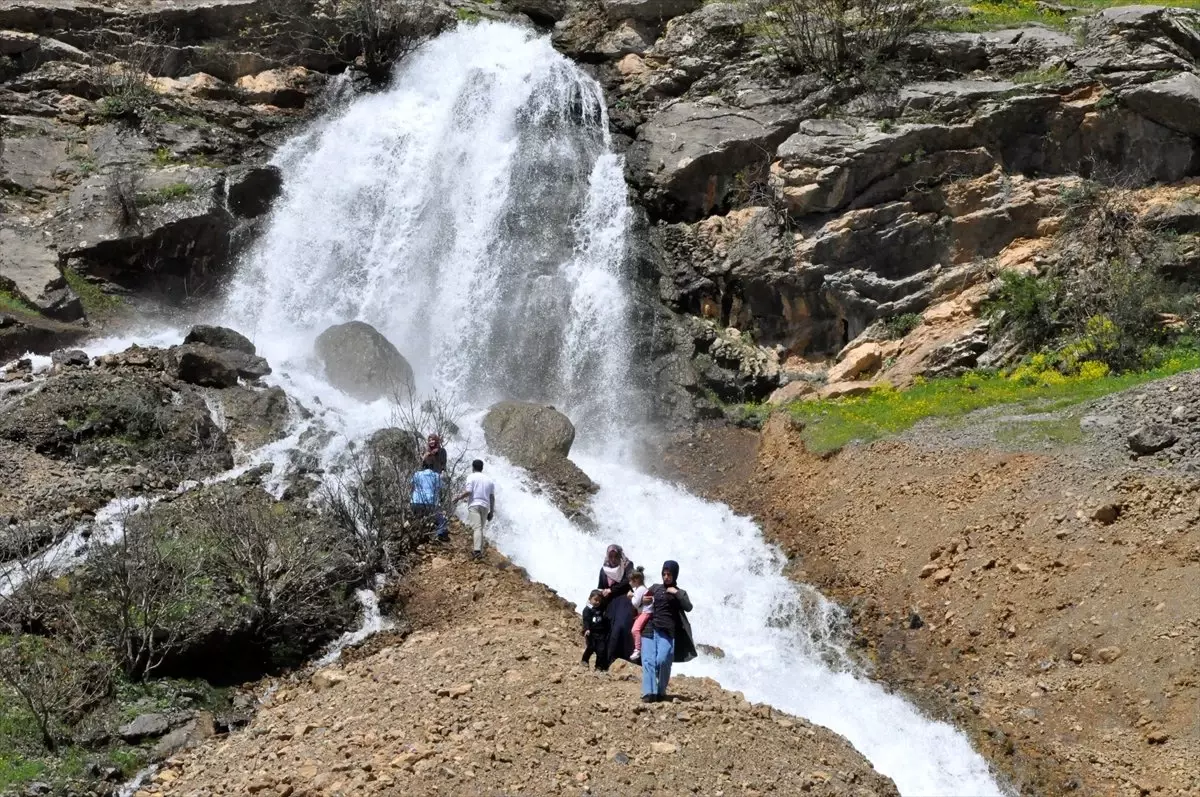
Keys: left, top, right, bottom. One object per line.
{"left": 135, "top": 540, "right": 899, "bottom": 797}
{"left": 662, "top": 374, "right": 1200, "bottom": 797}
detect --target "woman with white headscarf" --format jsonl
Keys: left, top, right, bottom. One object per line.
{"left": 596, "top": 543, "right": 636, "bottom": 668}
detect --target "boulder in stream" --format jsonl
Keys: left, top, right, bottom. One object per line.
{"left": 315, "top": 321, "right": 414, "bottom": 402}
{"left": 482, "top": 400, "right": 576, "bottom": 466}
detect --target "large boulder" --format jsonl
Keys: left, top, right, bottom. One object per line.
{"left": 183, "top": 324, "right": 256, "bottom": 355}
{"left": 314, "top": 321, "right": 414, "bottom": 402}
{"left": 482, "top": 401, "right": 596, "bottom": 520}
{"left": 173, "top": 343, "right": 270, "bottom": 388}
{"left": 482, "top": 401, "right": 576, "bottom": 467}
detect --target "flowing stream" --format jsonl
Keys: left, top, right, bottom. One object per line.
{"left": 76, "top": 21, "right": 1004, "bottom": 796}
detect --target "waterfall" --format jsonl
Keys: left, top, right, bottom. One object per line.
{"left": 82, "top": 21, "right": 1004, "bottom": 796}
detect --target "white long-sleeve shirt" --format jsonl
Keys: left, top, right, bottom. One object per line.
{"left": 630, "top": 585, "right": 652, "bottom": 614}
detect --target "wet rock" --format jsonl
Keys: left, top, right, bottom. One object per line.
{"left": 1127, "top": 423, "right": 1178, "bottom": 456}
{"left": 49, "top": 348, "right": 88, "bottom": 367}
{"left": 183, "top": 324, "right": 256, "bottom": 355}
{"left": 482, "top": 401, "right": 576, "bottom": 466}
{"left": 174, "top": 343, "right": 270, "bottom": 388}
{"left": 224, "top": 165, "right": 283, "bottom": 219}
{"left": 314, "top": 321, "right": 414, "bottom": 402}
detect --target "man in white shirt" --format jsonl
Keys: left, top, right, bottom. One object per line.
{"left": 456, "top": 459, "right": 495, "bottom": 560}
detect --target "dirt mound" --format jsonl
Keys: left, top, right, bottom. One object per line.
{"left": 662, "top": 414, "right": 1200, "bottom": 797}
{"left": 139, "top": 540, "right": 898, "bottom": 797}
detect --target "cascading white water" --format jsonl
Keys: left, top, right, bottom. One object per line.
{"left": 86, "top": 21, "right": 1006, "bottom": 796}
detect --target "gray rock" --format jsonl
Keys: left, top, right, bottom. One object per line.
{"left": 0, "top": 224, "right": 72, "bottom": 317}
{"left": 627, "top": 99, "right": 799, "bottom": 220}
{"left": 118, "top": 712, "right": 173, "bottom": 741}
{"left": 314, "top": 321, "right": 414, "bottom": 402}
{"left": 174, "top": 343, "right": 270, "bottom": 388}
{"left": 603, "top": 0, "right": 701, "bottom": 22}
{"left": 506, "top": 0, "right": 566, "bottom": 24}
{"left": 482, "top": 401, "right": 576, "bottom": 466}
{"left": 213, "top": 385, "right": 290, "bottom": 450}
{"left": 1120, "top": 72, "right": 1200, "bottom": 136}
{"left": 596, "top": 19, "right": 657, "bottom": 57}
{"left": 183, "top": 324, "right": 256, "bottom": 355}
{"left": 49, "top": 348, "right": 88, "bottom": 367}
{"left": 1128, "top": 422, "right": 1178, "bottom": 455}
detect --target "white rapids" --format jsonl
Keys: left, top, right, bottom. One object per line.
{"left": 38, "top": 20, "right": 1007, "bottom": 797}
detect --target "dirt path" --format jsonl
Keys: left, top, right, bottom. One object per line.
{"left": 138, "top": 538, "right": 898, "bottom": 797}
{"left": 661, "top": 413, "right": 1199, "bottom": 797}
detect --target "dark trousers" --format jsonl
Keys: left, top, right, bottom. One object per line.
{"left": 582, "top": 634, "right": 611, "bottom": 670}
{"left": 411, "top": 502, "right": 447, "bottom": 538}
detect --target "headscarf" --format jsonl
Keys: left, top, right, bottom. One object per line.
{"left": 662, "top": 560, "right": 680, "bottom": 582}
{"left": 602, "top": 544, "right": 629, "bottom": 585}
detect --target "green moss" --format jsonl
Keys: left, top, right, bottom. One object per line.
{"left": 783, "top": 347, "right": 1200, "bottom": 453}
{"left": 456, "top": 8, "right": 481, "bottom": 21}
{"left": 0, "top": 290, "right": 37, "bottom": 316}
{"left": 152, "top": 147, "right": 177, "bottom": 167}
{"left": 135, "top": 182, "right": 195, "bottom": 207}
{"left": 63, "top": 268, "right": 123, "bottom": 318}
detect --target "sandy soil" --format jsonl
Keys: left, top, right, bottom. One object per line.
{"left": 659, "top": 415, "right": 1199, "bottom": 797}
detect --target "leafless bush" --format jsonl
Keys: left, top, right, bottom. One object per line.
{"left": 321, "top": 389, "right": 466, "bottom": 578}
{"left": 192, "top": 496, "right": 357, "bottom": 642}
{"left": 108, "top": 171, "right": 142, "bottom": 229}
{"left": 0, "top": 633, "right": 114, "bottom": 751}
{"left": 241, "top": 0, "right": 434, "bottom": 84}
{"left": 0, "top": 527, "right": 115, "bottom": 751}
{"left": 754, "top": 0, "right": 935, "bottom": 76}
{"left": 76, "top": 511, "right": 210, "bottom": 678}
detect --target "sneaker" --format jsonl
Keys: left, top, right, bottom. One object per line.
{"left": 629, "top": 650, "right": 640, "bottom": 661}
{"left": 470, "top": 550, "right": 483, "bottom": 560}
{"left": 640, "top": 694, "right": 657, "bottom": 703}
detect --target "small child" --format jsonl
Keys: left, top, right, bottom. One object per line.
{"left": 581, "top": 589, "right": 611, "bottom": 670}
{"left": 628, "top": 567, "right": 653, "bottom": 662}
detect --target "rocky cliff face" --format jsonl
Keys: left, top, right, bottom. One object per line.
{"left": 8, "top": 0, "right": 1200, "bottom": 421}
{"left": 563, "top": 1, "right": 1200, "bottom": 413}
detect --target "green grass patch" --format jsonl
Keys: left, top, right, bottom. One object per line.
{"left": 0, "top": 289, "right": 37, "bottom": 317}
{"left": 63, "top": 268, "right": 123, "bottom": 319}
{"left": 933, "top": 0, "right": 1200, "bottom": 32}
{"left": 1011, "top": 64, "right": 1070, "bottom": 84}
{"left": 784, "top": 348, "right": 1200, "bottom": 453}
{"left": 994, "top": 415, "right": 1086, "bottom": 446}
{"left": 0, "top": 754, "right": 44, "bottom": 791}
{"left": 135, "top": 182, "right": 195, "bottom": 207}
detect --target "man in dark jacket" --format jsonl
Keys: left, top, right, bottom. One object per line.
{"left": 639, "top": 560, "right": 695, "bottom": 702}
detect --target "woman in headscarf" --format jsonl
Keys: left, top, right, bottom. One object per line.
{"left": 597, "top": 544, "right": 636, "bottom": 668}
{"left": 639, "top": 560, "right": 695, "bottom": 703}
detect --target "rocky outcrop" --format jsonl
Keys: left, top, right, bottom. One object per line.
{"left": 173, "top": 342, "right": 270, "bottom": 387}
{"left": 314, "top": 321, "right": 414, "bottom": 402}
{"left": 183, "top": 324, "right": 256, "bottom": 354}
{"left": 482, "top": 401, "right": 597, "bottom": 518}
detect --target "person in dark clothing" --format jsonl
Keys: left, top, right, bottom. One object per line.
{"left": 597, "top": 544, "right": 636, "bottom": 665}
{"left": 423, "top": 433, "right": 447, "bottom": 474}
{"left": 581, "top": 589, "right": 611, "bottom": 670}
{"left": 640, "top": 559, "right": 695, "bottom": 703}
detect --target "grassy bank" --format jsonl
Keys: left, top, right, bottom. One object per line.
{"left": 778, "top": 349, "right": 1200, "bottom": 453}
{"left": 934, "top": 0, "right": 1200, "bottom": 32}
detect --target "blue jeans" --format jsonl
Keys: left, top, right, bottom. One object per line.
{"left": 641, "top": 631, "right": 674, "bottom": 698}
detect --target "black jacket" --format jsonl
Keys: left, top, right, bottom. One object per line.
{"left": 647, "top": 584, "right": 696, "bottom": 663}
{"left": 582, "top": 605, "right": 610, "bottom": 637}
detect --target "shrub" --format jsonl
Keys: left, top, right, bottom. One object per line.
{"left": 75, "top": 512, "right": 211, "bottom": 679}
{"left": 756, "top": 0, "right": 936, "bottom": 76}
{"left": 0, "top": 635, "right": 113, "bottom": 751}
{"left": 987, "top": 270, "right": 1059, "bottom": 349}
{"left": 881, "top": 312, "right": 922, "bottom": 339}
